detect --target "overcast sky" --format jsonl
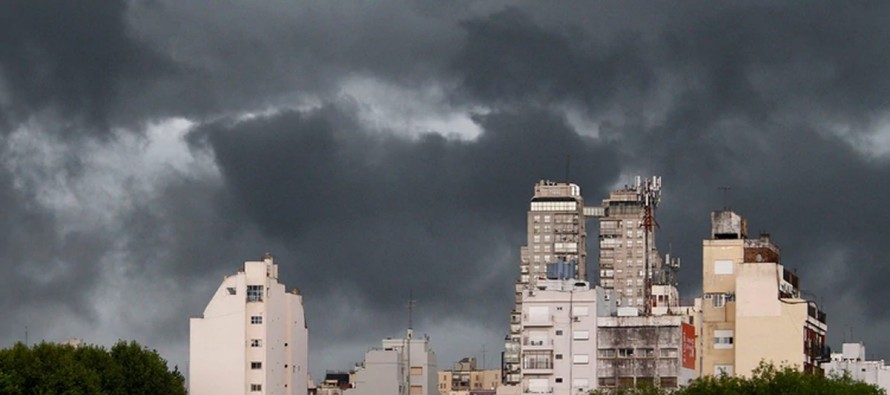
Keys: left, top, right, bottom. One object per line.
{"left": 2, "top": 0, "right": 890, "bottom": 380}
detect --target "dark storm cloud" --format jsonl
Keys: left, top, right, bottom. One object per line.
{"left": 188, "top": 102, "right": 620, "bottom": 326}
{"left": 1, "top": 0, "right": 890, "bottom": 378}
{"left": 0, "top": 1, "right": 169, "bottom": 132}
{"left": 453, "top": 7, "right": 652, "bottom": 109}
{"left": 0, "top": 153, "right": 108, "bottom": 333}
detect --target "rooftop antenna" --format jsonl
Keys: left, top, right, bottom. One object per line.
{"left": 406, "top": 290, "right": 416, "bottom": 393}
{"left": 718, "top": 186, "right": 732, "bottom": 210}
{"left": 407, "top": 289, "right": 415, "bottom": 339}
{"left": 639, "top": 176, "right": 662, "bottom": 317}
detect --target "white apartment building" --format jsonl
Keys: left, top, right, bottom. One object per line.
{"left": 346, "top": 332, "right": 440, "bottom": 395}
{"left": 518, "top": 277, "right": 598, "bottom": 394}
{"left": 190, "top": 254, "right": 308, "bottom": 395}
{"left": 822, "top": 343, "right": 890, "bottom": 391}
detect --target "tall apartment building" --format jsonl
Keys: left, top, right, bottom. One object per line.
{"left": 505, "top": 180, "right": 593, "bottom": 385}
{"left": 190, "top": 254, "right": 308, "bottom": 395}
{"left": 594, "top": 177, "right": 666, "bottom": 310}
{"left": 346, "top": 332, "right": 440, "bottom": 395}
{"left": 698, "top": 211, "right": 828, "bottom": 377}
{"left": 517, "top": 276, "right": 598, "bottom": 394}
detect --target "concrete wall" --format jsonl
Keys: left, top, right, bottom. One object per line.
{"left": 520, "top": 286, "right": 597, "bottom": 394}
{"left": 735, "top": 262, "right": 808, "bottom": 376}
{"left": 190, "top": 257, "right": 307, "bottom": 395}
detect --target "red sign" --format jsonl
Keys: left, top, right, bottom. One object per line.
{"left": 682, "top": 322, "right": 696, "bottom": 369}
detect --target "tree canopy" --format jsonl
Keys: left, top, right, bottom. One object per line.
{"left": 0, "top": 340, "right": 186, "bottom": 395}
{"left": 592, "top": 363, "right": 886, "bottom": 395}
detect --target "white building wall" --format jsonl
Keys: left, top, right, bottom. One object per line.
{"left": 822, "top": 343, "right": 890, "bottom": 392}
{"left": 190, "top": 256, "right": 308, "bottom": 395}
{"left": 346, "top": 349, "right": 404, "bottom": 395}
{"left": 347, "top": 335, "right": 440, "bottom": 395}
{"left": 519, "top": 281, "right": 597, "bottom": 394}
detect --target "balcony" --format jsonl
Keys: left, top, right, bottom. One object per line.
{"left": 523, "top": 338, "right": 554, "bottom": 349}
{"left": 523, "top": 314, "right": 553, "bottom": 327}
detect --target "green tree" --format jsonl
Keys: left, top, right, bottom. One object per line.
{"left": 0, "top": 340, "right": 185, "bottom": 395}
{"left": 590, "top": 362, "right": 886, "bottom": 395}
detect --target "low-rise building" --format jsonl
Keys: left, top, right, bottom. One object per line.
{"left": 596, "top": 313, "right": 696, "bottom": 389}
{"left": 822, "top": 343, "right": 890, "bottom": 391}
{"left": 346, "top": 332, "right": 440, "bottom": 395}
{"left": 438, "top": 357, "right": 500, "bottom": 394}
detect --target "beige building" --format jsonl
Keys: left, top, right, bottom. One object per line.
{"left": 189, "top": 254, "right": 308, "bottom": 395}
{"left": 438, "top": 357, "right": 500, "bottom": 394}
{"left": 698, "top": 211, "right": 828, "bottom": 377}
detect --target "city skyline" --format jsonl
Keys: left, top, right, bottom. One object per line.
{"left": 1, "top": 1, "right": 889, "bottom": 383}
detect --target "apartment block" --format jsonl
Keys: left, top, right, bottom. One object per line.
{"left": 517, "top": 276, "right": 598, "bottom": 394}
{"left": 505, "top": 180, "right": 592, "bottom": 385}
{"left": 698, "top": 210, "right": 828, "bottom": 377}
{"left": 594, "top": 178, "right": 665, "bottom": 310}
{"left": 189, "top": 254, "right": 308, "bottom": 395}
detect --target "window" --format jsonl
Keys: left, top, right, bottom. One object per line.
{"left": 251, "top": 361, "right": 262, "bottom": 369}
{"left": 555, "top": 378, "right": 563, "bottom": 383}
{"left": 714, "top": 260, "right": 733, "bottom": 275}
{"left": 555, "top": 354, "right": 563, "bottom": 360}
{"left": 573, "top": 330, "right": 589, "bottom": 340}
{"left": 573, "top": 307, "right": 589, "bottom": 317}
{"left": 618, "top": 348, "right": 634, "bottom": 357}
{"left": 410, "top": 366, "right": 423, "bottom": 376}
{"left": 410, "top": 385, "right": 423, "bottom": 394}
{"left": 598, "top": 349, "right": 616, "bottom": 358}
{"left": 555, "top": 330, "right": 563, "bottom": 336}
{"left": 714, "top": 330, "right": 734, "bottom": 349}
{"left": 250, "top": 384, "right": 262, "bottom": 392}
{"left": 226, "top": 287, "right": 236, "bottom": 295}
{"left": 250, "top": 316, "right": 263, "bottom": 324}
{"left": 250, "top": 339, "right": 262, "bottom": 347}
{"left": 711, "top": 293, "right": 726, "bottom": 308}
{"left": 247, "top": 285, "right": 263, "bottom": 302}
{"left": 573, "top": 378, "right": 590, "bottom": 389}
{"left": 573, "top": 354, "right": 589, "bottom": 364}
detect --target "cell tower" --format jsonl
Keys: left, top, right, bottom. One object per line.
{"left": 637, "top": 176, "right": 661, "bottom": 316}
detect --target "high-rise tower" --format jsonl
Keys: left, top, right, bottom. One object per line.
{"left": 594, "top": 177, "right": 667, "bottom": 310}
{"left": 504, "top": 180, "right": 591, "bottom": 385}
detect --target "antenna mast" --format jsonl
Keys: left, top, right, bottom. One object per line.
{"left": 638, "top": 176, "right": 661, "bottom": 317}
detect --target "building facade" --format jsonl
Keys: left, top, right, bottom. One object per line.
{"left": 822, "top": 343, "right": 890, "bottom": 391}
{"left": 505, "top": 180, "right": 593, "bottom": 385}
{"left": 517, "top": 277, "right": 598, "bottom": 394}
{"left": 190, "top": 254, "right": 308, "bottom": 395}
{"left": 698, "top": 211, "right": 828, "bottom": 377}
{"left": 596, "top": 314, "right": 696, "bottom": 390}
{"left": 438, "top": 357, "right": 500, "bottom": 395}
{"left": 347, "top": 333, "right": 440, "bottom": 395}
{"left": 594, "top": 178, "right": 666, "bottom": 310}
